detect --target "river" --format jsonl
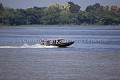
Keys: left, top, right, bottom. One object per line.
{"left": 0, "top": 25, "right": 120, "bottom": 80}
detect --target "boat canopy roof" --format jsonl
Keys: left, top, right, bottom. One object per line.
{"left": 42, "top": 38, "right": 65, "bottom": 42}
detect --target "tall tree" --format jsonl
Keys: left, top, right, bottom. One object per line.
{"left": 68, "top": 1, "right": 81, "bottom": 13}
{"left": 0, "top": 3, "right": 4, "bottom": 11}
{"left": 0, "top": 3, "right": 4, "bottom": 24}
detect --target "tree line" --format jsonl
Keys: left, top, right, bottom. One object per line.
{"left": 0, "top": 2, "right": 120, "bottom": 26}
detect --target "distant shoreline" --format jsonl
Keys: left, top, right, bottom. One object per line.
{"left": 1, "top": 2, "right": 120, "bottom": 26}
{"left": 0, "top": 24, "right": 120, "bottom": 28}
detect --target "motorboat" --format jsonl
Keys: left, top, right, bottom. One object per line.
{"left": 41, "top": 38, "right": 74, "bottom": 47}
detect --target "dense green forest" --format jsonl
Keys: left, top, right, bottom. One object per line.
{"left": 0, "top": 2, "right": 120, "bottom": 26}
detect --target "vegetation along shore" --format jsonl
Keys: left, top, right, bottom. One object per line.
{"left": 0, "top": 1, "right": 120, "bottom": 26}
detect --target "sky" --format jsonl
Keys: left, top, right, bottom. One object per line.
{"left": 0, "top": 0, "right": 120, "bottom": 10}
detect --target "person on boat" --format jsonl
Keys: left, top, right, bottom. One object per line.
{"left": 57, "top": 40, "right": 62, "bottom": 44}
{"left": 46, "top": 41, "right": 50, "bottom": 45}
{"left": 53, "top": 40, "right": 57, "bottom": 44}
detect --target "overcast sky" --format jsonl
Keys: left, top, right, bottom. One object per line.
{"left": 0, "top": 0, "right": 120, "bottom": 10}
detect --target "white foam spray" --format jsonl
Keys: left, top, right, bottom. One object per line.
{"left": 0, "top": 43, "right": 58, "bottom": 48}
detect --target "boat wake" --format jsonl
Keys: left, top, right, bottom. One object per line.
{"left": 0, "top": 43, "right": 58, "bottom": 48}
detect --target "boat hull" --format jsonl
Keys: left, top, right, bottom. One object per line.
{"left": 49, "top": 41, "right": 74, "bottom": 47}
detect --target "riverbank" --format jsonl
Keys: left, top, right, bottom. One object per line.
{"left": 0, "top": 24, "right": 120, "bottom": 28}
